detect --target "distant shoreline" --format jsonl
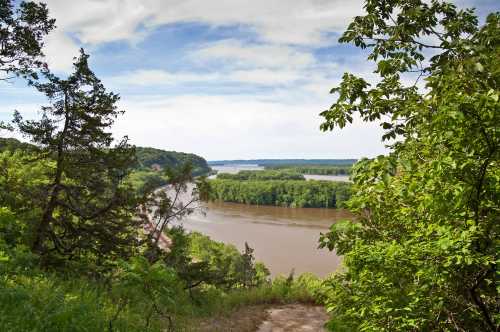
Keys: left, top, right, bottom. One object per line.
{"left": 208, "top": 159, "right": 357, "bottom": 166}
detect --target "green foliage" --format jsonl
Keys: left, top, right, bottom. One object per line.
{"left": 217, "top": 169, "right": 305, "bottom": 181}
{"left": 266, "top": 164, "right": 352, "bottom": 176}
{"left": 127, "top": 169, "right": 168, "bottom": 195}
{"left": 0, "top": 2, "right": 338, "bottom": 330}
{"left": 111, "top": 256, "right": 188, "bottom": 331}
{"left": 0, "top": 267, "right": 185, "bottom": 332}
{"left": 0, "top": 0, "right": 55, "bottom": 80}
{"left": 187, "top": 231, "right": 270, "bottom": 290}
{"left": 0, "top": 137, "right": 37, "bottom": 153}
{"left": 12, "top": 50, "right": 141, "bottom": 267}
{"left": 135, "top": 146, "right": 210, "bottom": 176}
{"left": 319, "top": 1, "right": 499, "bottom": 330}
{"left": 0, "top": 151, "right": 49, "bottom": 249}
{"left": 209, "top": 179, "right": 351, "bottom": 208}
{"left": 0, "top": 225, "right": 292, "bottom": 332}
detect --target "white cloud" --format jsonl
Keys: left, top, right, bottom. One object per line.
{"left": 109, "top": 67, "right": 304, "bottom": 87}
{"left": 38, "top": 0, "right": 362, "bottom": 74}
{"left": 228, "top": 69, "right": 302, "bottom": 85}
{"left": 41, "top": 0, "right": 364, "bottom": 47}
{"left": 25, "top": 0, "right": 392, "bottom": 159}
{"left": 112, "top": 94, "right": 387, "bottom": 160}
{"left": 40, "top": 0, "right": 152, "bottom": 44}
{"left": 109, "top": 69, "right": 219, "bottom": 86}
{"left": 192, "top": 40, "right": 316, "bottom": 69}
{"left": 43, "top": 31, "right": 81, "bottom": 72}
{"left": 148, "top": 0, "right": 364, "bottom": 45}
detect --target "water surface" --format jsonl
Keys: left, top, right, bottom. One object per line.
{"left": 210, "top": 164, "right": 350, "bottom": 182}
{"left": 178, "top": 201, "right": 349, "bottom": 277}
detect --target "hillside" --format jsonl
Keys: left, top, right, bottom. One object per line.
{"left": 0, "top": 138, "right": 210, "bottom": 176}
{"left": 135, "top": 146, "right": 210, "bottom": 176}
{"left": 0, "top": 137, "right": 38, "bottom": 153}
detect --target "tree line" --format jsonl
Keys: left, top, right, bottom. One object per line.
{"left": 265, "top": 164, "right": 352, "bottom": 175}
{"left": 208, "top": 179, "right": 351, "bottom": 208}
{"left": 216, "top": 169, "right": 306, "bottom": 181}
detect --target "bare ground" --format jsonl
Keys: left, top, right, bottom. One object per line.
{"left": 257, "top": 304, "right": 328, "bottom": 332}
{"left": 195, "top": 304, "right": 271, "bottom": 332}
{"left": 194, "top": 304, "right": 328, "bottom": 332}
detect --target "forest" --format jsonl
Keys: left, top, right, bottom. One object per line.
{"left": 0, "top": 137, "right": 209, "bottom": 197}
{"left": 208, "top": 179, "right": 351, "bottom": 208}
{"left": 216, "top": 169, "right": 306, "bottom": 181}
{"left": 135, "top": 146, "right": 211, "bottom": 176}
{"left": 264, "top": 164, "right": 352, "bottom": 176}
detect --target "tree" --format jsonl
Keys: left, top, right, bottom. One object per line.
{"left": 319, "top": 1, "right": 499, "bottom": 331}
{"left": 0, "top": 0, "right": 55, "bottom": 80}
{"left": 13, "top": 49, "right": 140, "bottom": 266}
{"left": 237, "top": 242, "right": 258, "bottom": 288}
{"left": 140, "top": 162, "right": 210, "bottom": 262}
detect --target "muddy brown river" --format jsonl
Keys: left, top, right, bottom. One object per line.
{"left": 177, "top": 201, "right": 350, "bottom": 277}
{"left": 170, "top": 165, "right": 352, "bottom": 277}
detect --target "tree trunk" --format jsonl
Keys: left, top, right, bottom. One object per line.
{"left": 31, "top": 90, "right": 70, "bottom": 255}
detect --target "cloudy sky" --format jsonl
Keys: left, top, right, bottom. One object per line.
{"left": 1, "top": 0, "right": 497, "bottom": 160}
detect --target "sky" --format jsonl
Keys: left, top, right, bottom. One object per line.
{"left": 1, "top": 0, "right": 497, "bottom": 160}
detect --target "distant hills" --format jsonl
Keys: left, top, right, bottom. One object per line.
{"left": 135, "top": 147, "right": 210, "bottom": 176}
{"left": 0, "top": 138, "right": 211, "bottom": 176}
{"left": 0, "top": 137, "right": 37, "bottom": 153}
{"left": 208, "top": 159, "right": 357, "bottom": 166}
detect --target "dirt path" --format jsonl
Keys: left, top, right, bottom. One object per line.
{"left": 256, "top": 304, "right": 328, "bottom": 332}
{"left": 195, "top": 304, "right": 328, "bottom": 331}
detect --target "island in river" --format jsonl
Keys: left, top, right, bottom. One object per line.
{"left": 174, "top": 163, "right": 354, "bottom": 277}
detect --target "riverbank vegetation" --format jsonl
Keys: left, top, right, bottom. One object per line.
{"left": 0, "top": 210, "right": 323, "bottom": 331}
{"left": 265, "top": 164, "right": 352, "bottom": 176}
{"left": 208, "top": 179, "right": 351, "bottom": 208}
{"left": 216, "top": 169, "right": 305, "bottom": 181}
{"left": 0, "top": 139, "right": 210, "bottom": 197}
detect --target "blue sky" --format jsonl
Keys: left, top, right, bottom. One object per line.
{"left": 1, "top": 0, "right": 497, "bottom": 160}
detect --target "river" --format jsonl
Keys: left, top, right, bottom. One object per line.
{"left": 171, "top": 165, "right": 351, "bottom": 277}
{"left": 179, "top": 201, "right": 348, "bottom": 277}
{"left": 209, "top": 164, "right": 351, "bottom": 182}
{"left": 172, "top": 164, "right": 352, "bottom": 277}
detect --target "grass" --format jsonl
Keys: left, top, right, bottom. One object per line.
{"left": 0, "top": 268, "right": 325, "bottom": 332}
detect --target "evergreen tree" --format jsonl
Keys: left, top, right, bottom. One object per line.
{"left": 13, "top": 49, "right": 140, "bottom": 266}
{"left": 0, "top": 0, "right": 55, "bottom": 80}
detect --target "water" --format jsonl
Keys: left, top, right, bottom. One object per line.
{"left": 304, "top": 174, "right": 350, "bottom": 182}
{"left": 210, "top": 164, "right": 351, "bottom": 182}
{"left": 176, "top": 200, "right": 350, "bottom": 277}
{"left": 171, "top": 164, "right": 351, "bottom": 277}
{"left": 208, "top": 164, "right": 264, "bottom": 179}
